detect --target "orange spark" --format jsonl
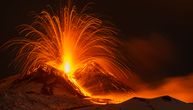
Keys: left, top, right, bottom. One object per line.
{"left": 2, "top": 2, "right": 193, "bottom": 104}
{"left": 4, "top": 2, "right": 133, "bottom": 103}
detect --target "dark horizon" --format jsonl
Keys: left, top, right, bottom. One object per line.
{"left": 1, "top": 0, "right": 193, "bottom": 85}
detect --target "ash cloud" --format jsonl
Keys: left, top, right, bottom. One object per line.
{"left": 124, "top": 33, "right": 177, "bottom": 83}
{"left": 122, "top": 33, "right": 193, "bottom": 102}
{"left": 134, "top": 73, "right": 193, "bottom": 103}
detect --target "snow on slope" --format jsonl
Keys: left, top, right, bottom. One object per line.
{"left": 0, "top": 69, "right": 192, "bottom": 110}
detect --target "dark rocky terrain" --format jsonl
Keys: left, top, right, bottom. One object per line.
{"left": 0, "top": 68, "right": 193, "bottom": 110}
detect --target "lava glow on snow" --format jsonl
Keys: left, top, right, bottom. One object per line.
{"left": 2, "top": 1, "right": 193, "bottom": 105}
{"left": 4, "top": 2, "right": 133, "bottom": 104}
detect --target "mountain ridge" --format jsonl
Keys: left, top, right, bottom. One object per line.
{"left": 0, "top": 69, "right": 192, "bottom": 110}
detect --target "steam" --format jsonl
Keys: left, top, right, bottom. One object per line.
{"left": 134, "top": 73, "right": 193, "bottom": 103}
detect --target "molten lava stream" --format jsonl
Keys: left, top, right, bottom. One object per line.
{"left": 3, "top": 2, "right": 133, "bottom": 104}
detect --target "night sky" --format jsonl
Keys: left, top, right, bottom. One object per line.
{"left": 1, "top": 0, "right": 193, "bottom": 85}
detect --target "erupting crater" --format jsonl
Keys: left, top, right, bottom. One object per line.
{"left": 3, "top": 2, "right": 133, "bottom": 104}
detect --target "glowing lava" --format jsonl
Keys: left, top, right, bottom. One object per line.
{"left": 3, "top": 1, "right": 193, "bottom": 104}
{"left": 64, "top": 61, "right": 71, "bottom": 74}
{"left": 3, "top": 2, "right": 133, "bottom": 104}
{"left": 62, "top": 54, "right": 73, "bottom": 74}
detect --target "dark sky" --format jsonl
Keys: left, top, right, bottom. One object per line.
{"left": 1, "top": 0, "right": 193, "bottom": 84}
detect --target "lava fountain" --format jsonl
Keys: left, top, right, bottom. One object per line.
{"left": 3, "top": 2, "right": 133, "bottom": 103}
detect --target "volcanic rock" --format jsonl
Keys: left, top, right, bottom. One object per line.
{"left": 0, "top": 68, "right": 193, "bottom": 110}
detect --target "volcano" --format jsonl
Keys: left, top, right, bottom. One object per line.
{"left": 0, "top": 69, "right": 192, "bottom": 110}
{"left": 74, "top": 62, "right": 133, "bottom": 95}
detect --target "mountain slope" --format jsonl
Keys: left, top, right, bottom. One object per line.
{"left": 0, "top": 69, "right": 192, "bottom": 110}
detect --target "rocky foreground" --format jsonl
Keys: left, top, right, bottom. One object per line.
{"left": 0, "top": 69, "right": 193, "bottom": 110}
